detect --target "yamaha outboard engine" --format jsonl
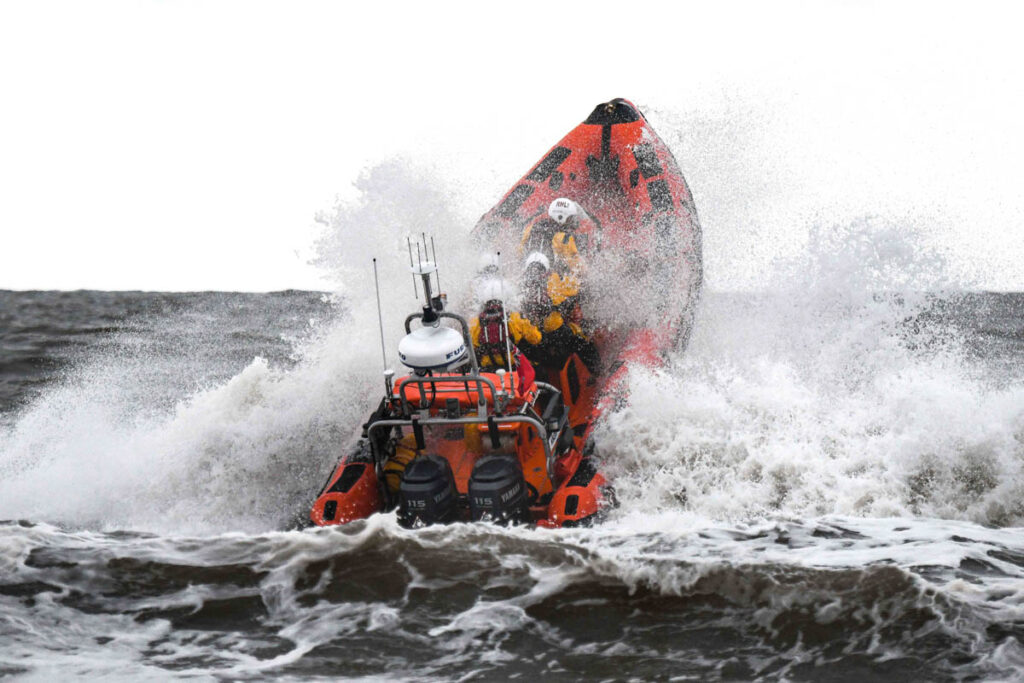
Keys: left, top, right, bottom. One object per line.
{"left": 398, "top": 454, "right": 457, "bottom": 528}
{"left": 468, "top": 455, "right": 530, "bottom": 525}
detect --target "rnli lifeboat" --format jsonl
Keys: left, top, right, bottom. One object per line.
{"left": 474, "top": 97, "right": 702, "bottom": 441}
{"left": 309, "top": 98, "right": 701, "bottom": 529}
{"left": 310, "top": 258, "right": 607, "bottom": 528}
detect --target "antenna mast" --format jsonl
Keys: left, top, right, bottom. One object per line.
{"left": 430, "top": 235, "right": 441, "bottom": 295}
{"left": 407, "top": 237, "right": 418, "bottom": 298}
{"left": 497, "top": 251, "right": 513, "bottom": 375}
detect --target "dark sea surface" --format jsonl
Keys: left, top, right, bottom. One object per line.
{"left": 2, "top": 289, "right": 1024, "bottom": 680}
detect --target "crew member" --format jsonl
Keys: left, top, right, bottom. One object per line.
{"left": 519, "top": 253, "right": 600, "bottom": 376}
{"left": 468, "top": 278, "right": 541, "bottom": 387}
{"left": 520, "top": 197, "right": 597, "bottom": 265}
{"left": 520, "top": 197, "right": 598, "bottom": 323}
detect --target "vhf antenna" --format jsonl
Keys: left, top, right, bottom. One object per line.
{"left": 408, "top": 233, "right": 443, "bottom": 321}
{"left": 497, "top": 251, "right": 513, "bottom": 376}
{"left": 407, "top": 237, "right": 418, "bottom": 298}
{"left": 430, "top": 235, "right": 440, "bottom": 295}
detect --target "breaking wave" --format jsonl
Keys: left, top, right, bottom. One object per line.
{"left": 5, "top": 516, "right": 1024, "bottom": 679}
{"left": 600, "top": 216, "right": 1024, "bottom": 526}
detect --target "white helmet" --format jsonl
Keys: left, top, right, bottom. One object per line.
{"left": 476, "top": 252, "right": 500, "bottom": 275}
{"left": 522, "top": 251, "right": 550, "bottom": 272}
{"left": 548, "top": 197, "right": 579, "bottom": 225}
{"left": 475, "top": 277, "right": 518, "bottom": 307}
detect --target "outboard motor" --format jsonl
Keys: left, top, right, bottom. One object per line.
{"left": 398, "top": 454, "right": 457, "bottom": 528}
{"left": 468, "top": 455, "right": 530, "bottom": 525}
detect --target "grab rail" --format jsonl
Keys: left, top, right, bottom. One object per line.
{"left": 394, "top": 373, "right": 503, "bottom": 416}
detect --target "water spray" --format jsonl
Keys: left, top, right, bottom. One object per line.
{"left": 372, "top": 258, "right": 393, "bottom": 395}
{"left": 407, "top": 237, "right": 418, "bottom": 299}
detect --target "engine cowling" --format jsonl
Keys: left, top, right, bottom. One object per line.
{"left": 398, "top": 454, "right": 458, "bottom": 528}
{"left": 468, "top": 454, "right": 530, "bottom": 525}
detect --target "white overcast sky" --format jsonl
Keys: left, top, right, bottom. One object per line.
{"left": 1, "top": 1, "right": 1022, "bottom": 291}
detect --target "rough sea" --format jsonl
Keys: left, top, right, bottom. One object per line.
{"left": 1, "top": 268, "right": 1023, "bottom": 680}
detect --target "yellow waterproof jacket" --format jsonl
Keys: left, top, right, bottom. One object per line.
{"left": 469, "top": 312, "right": 543, "bottom": 368}
{"left": 546, "top": 271, "right": 580, "bottom": 307}
{"left": 550, "top": 231, "right": 583, "bottom": 273}
{"left": 538, "top": 310, "right": 586, "bottom": 336}
{"left": 520, "top": 224, "right": 584, "bottom": 273}
{"left": 519, "top": 221, "right": 584, "bottom": 306}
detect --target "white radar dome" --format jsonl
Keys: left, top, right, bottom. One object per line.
{"left": 398, "top": 325, "right": 467, "bottom": 371}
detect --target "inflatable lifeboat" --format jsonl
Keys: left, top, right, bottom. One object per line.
{"left": 310, "top": 98, "right": 701, "bottom": 529}
{"left": 310, "top": 258, "right": 607, "bottom": 528}
{"left": 474, "top": 97, "right": 702, "bottom": 442}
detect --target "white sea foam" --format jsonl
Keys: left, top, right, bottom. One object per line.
{"left": 5, "top": 513, "right": 1024, "bottom": 679}
{"left": 596, "top": 217, "right": 1024, "bottom": 527}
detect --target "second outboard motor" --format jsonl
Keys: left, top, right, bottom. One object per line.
{"left": 398, "top": 454, "right": 457, "bottom": 528}
{"left": 468, "top": 455, "right": 530, "bottom": 525}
